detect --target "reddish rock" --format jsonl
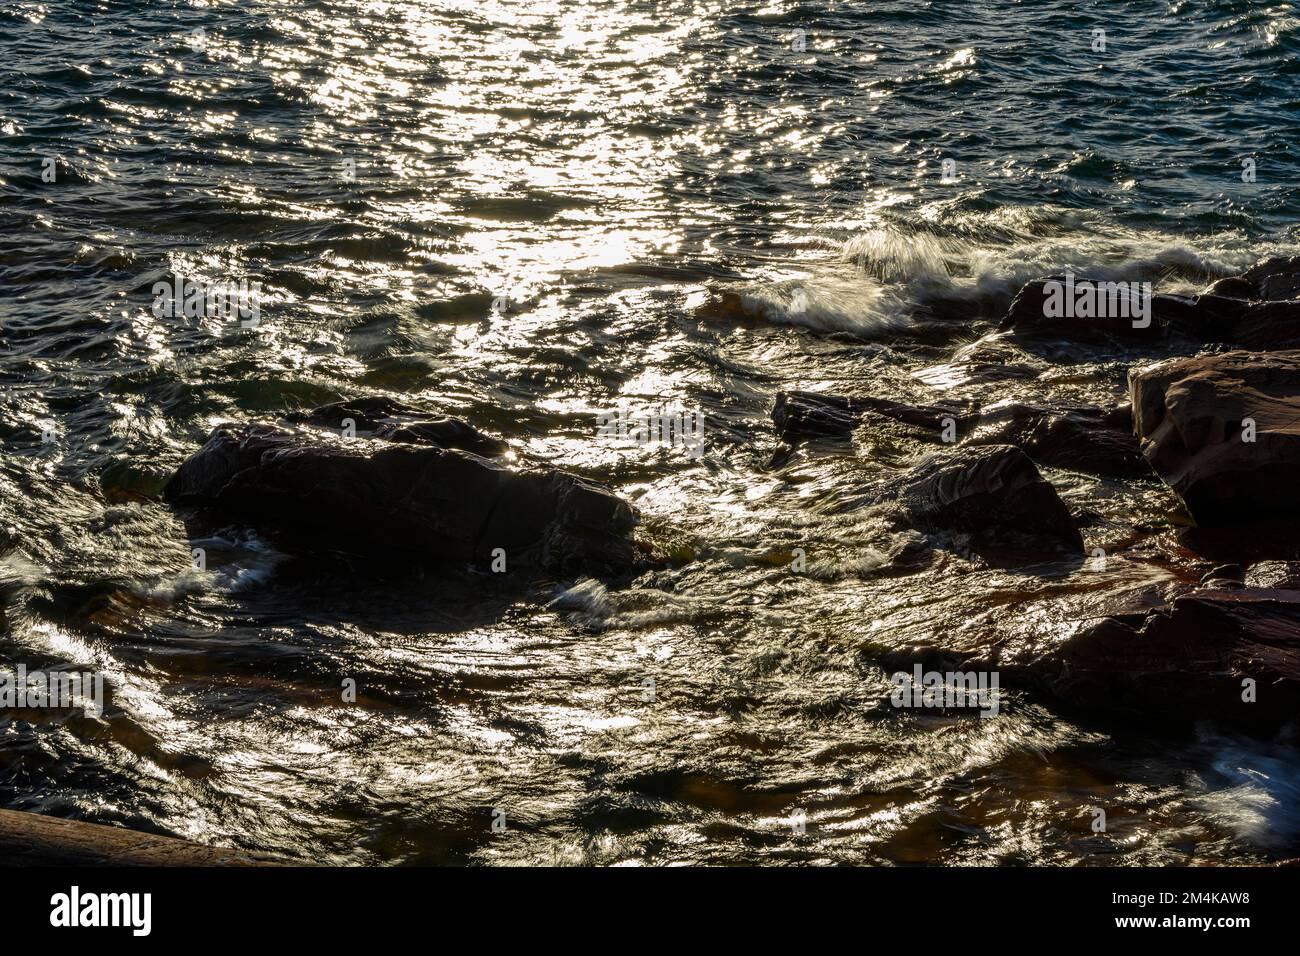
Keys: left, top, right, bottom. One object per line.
{"left": 968, "top": 400, "right": 1149, "bottom": 478}
{"left": 1129, "top": 350, "right": 1300, "bottom": 525}
{"left": 890, "top": 444, "right": 1083, "bottom": 552}
{"left": 1035, "top": 587, "right": 1300, "bottom": 730}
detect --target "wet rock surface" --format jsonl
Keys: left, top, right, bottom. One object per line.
{"left": 966, "top": 400, "right": 1148, "bottom": 478}
{"left": 1000, "top": 276, "right": 1166, "bottom": 341}
{"left": 1130, "top": 350, "right": 1300, "bottom": 526}
{"left": 289, "top": 397, "right": 509, "bottom": 456}
{"left": 826, "top": 259, "right": 1300, "bottom": 732}
{"left": 1035, "top": 587, "right": 1300, "bottom": 731}
{"left": 1206, "top": 256, "right": 1300, "bottom": 302}
{"left": 1001, "top": 259, "right": 1300, "bottom": 349}
{"left": 773, "top": 390, "right": 1145, "bottom": 478}
{"left": 164, "top": 421, "right": 638, "bottom": 574}
{"left": 887, "top": 444, "right": 1083, "bottom": 552}
{"left": 772, "top": 389, "right": 975, "bottom": 445}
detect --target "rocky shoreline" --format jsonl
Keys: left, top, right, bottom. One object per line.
{"left": 13, "top": 258, "right": 1300, "bottom": 866}
{"left": 768, "top": 256, "right": 1300, "bottom": 733}
{"left": 156, "top": 258, "right": 1300, "bottom": 741}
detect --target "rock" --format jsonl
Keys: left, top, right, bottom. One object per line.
{"left": 290, "top": 397, "right": 509, "bottom": 456}
{"left": 0, "top": 807, "right": 284, "bottom": 866}
{"left": 164, "top": 422, "right": 637, "bottom": 573}
{"left": 1206, "top": 256, "right": 1300, "bottom": 302}
{"left": 1034, "top": 587, "right": 1300, "bottom": 729}
{"left": 967, "top": 400, "right": 1149, "bottom": 478}
{"left": 1000, "top": 276, "right": 1166, "bottom": 340}
{"left": 879, "top": 579, "right": 1300, "bottom": 730}
{"left": 1215, "top": 300, "right": 1300, "bottom": 351}
{"left": 774, "top": 391, "right": 1146, "bottom": 478}
{"left": 889, "top": 444, "right": 1083, "bottom": 552}
{"left": 1130, "top": 350, "right": 1300, "bottom": 525}
{"left": 1001, "top": 259, "right": 1300, "bottom": 349}
{"left": 771, "top": 390, "right": 975, "bottom": 445}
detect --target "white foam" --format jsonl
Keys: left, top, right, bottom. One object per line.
{"left": 1193, "top": 731, "right": 1300, "bottom": 849}
{"left": 715, "top": 214, "right": 1300, "bottom": 337}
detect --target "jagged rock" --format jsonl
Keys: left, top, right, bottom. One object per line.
{"left": 888, "top": 444, "right": 1083, "bottom": 551}
{"left": 1129, "top": 350, "right": 1300, "bottom": 525}
{"left": 1206, "top": 256, "right": 1300, "bottom": 301}
{"left": 163, "top": 423, "right": 637, "bottom": 573}
{"left": 1002, "top": 259, "right": 1300, "bottom": 348}
{"left": 967, "top": 400, "right": 1148, "bottom": 478}
{"left": 1000, "top": 276, "right": 1164, "bottom": 340}
{"left": 773, "top": 391, "right": 1145, "bottom": 478}
{"left": 290, "top": 397, "right": 508, "bottom": 457}
{"left": 1034, "top": 587, "right": 1300, "bottom": 729}
{"left": 771, "top": 390, "right": 975, "bottom": 444}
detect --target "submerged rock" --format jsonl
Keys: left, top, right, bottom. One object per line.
{"left": 1129, "top": 350, "right": 1300, "bottom": 525}
{"left": 164, "top": 422, "right": 637, "bottom": 573}
{"left": 888, "top": 444, "right": 1083, "bottom": 552}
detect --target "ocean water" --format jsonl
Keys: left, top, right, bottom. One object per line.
{"left": 2, "top": 0, "right": 1299, "bottom": 865}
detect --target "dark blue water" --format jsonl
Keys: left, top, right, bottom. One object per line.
{"left": 2, "top": 0, "right": 1299, "bottom": 864}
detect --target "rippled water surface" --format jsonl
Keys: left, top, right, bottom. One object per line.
{"left": 3, "top": 0, "right": 1300, "bottom": 864}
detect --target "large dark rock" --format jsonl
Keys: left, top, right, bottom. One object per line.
{"left": 164, "top": 423, "right": 637, "bottom": 573}
{"left": 1002, "top": 259, "right": 1300, "bottom": 348}
{"left": 967, "top": 400, "right": 1149, "bottom": 478}
{"left": 1034, "top": 587, "right": 1300, "bottom": 729}
{"left": 1000, "top": 275, "right": 1166, "bottom": 341}
{"left": 888, "top": 444, "right": 1083, "bottom": 552}
{"left": 1130, "top": 350, "right": 1300, "bottom": 525}
{"left": 1215, "top": 300, "right": 1300, "bottom": 351}
{"left": 879, "top": 580, "right": 1300, "bottom": 731}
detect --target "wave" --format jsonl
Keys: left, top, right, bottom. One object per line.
{"left": 703, "top": 214, "right": 1300, "bottom": 338}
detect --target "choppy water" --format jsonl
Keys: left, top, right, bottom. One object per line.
{"left": 3, "top": 0, "right": 1300, "bottom": 865}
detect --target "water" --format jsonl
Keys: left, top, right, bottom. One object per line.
{"left": 2, "top": 0, "right": 1299, "bottom": 865}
